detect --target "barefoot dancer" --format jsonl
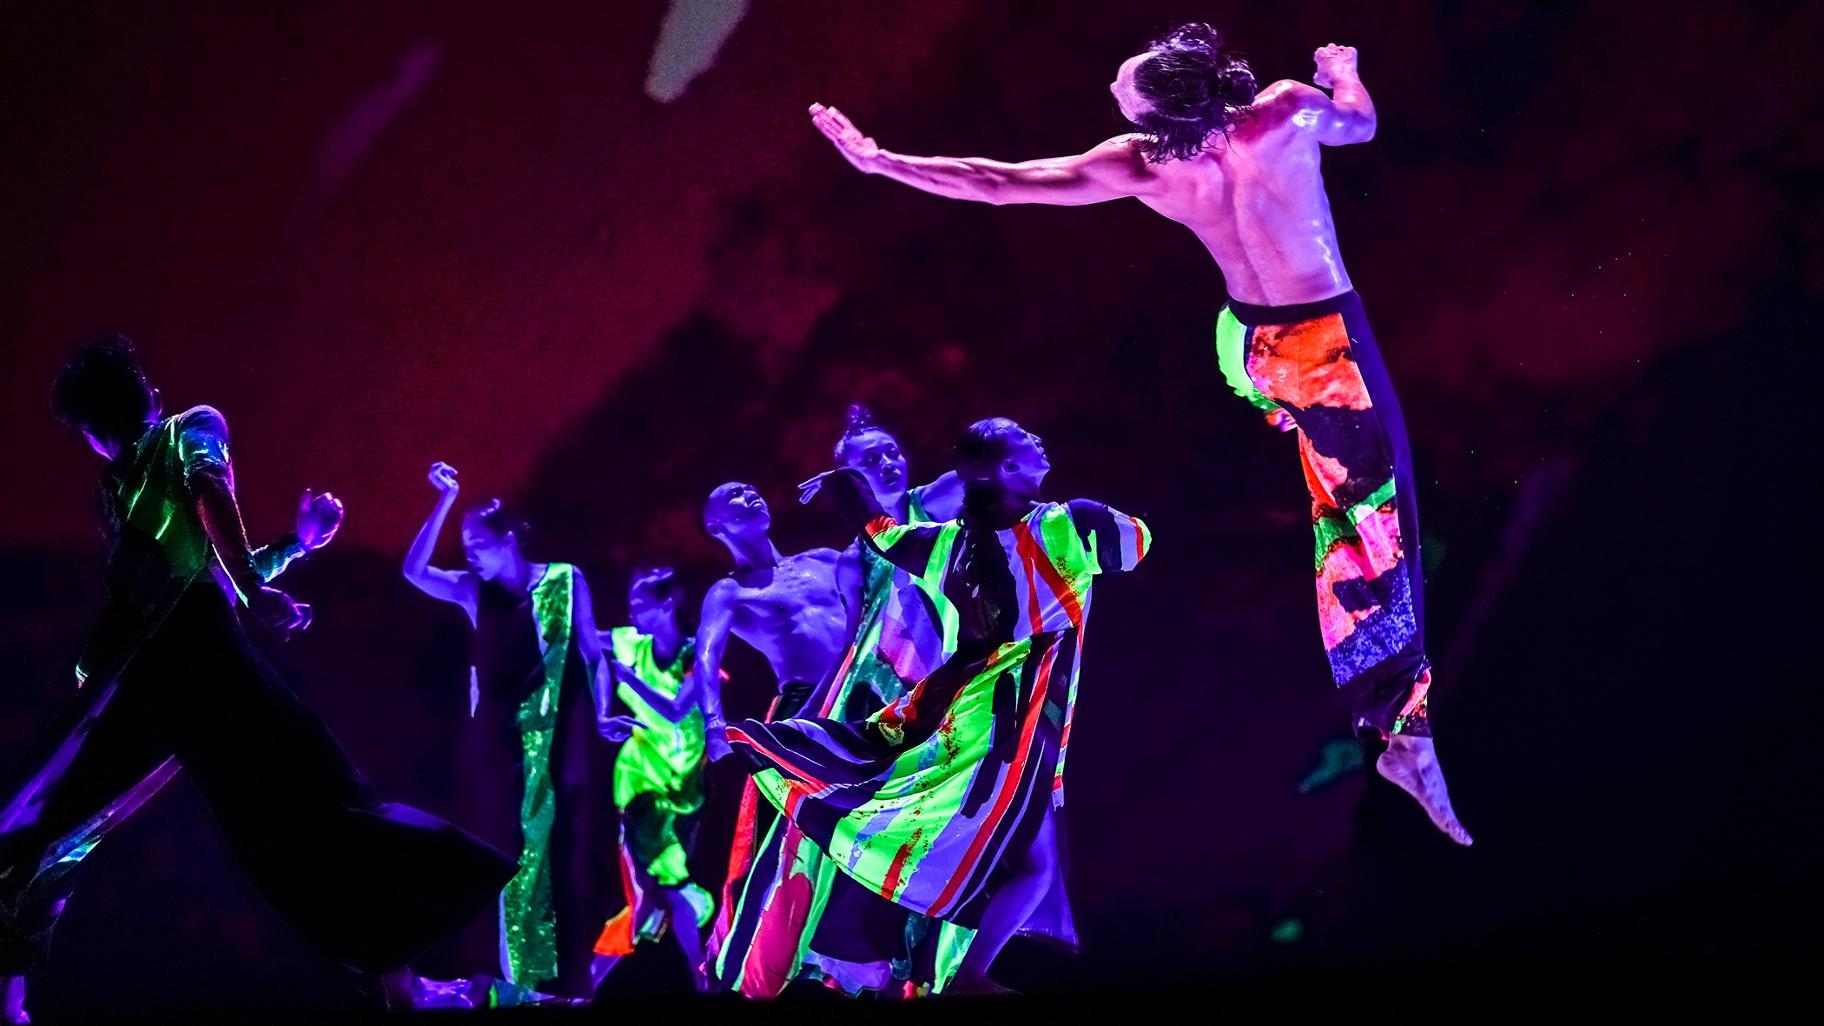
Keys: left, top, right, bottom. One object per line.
{"left": 808, "top": 23, "right": 1469, "bottom": 844}
{"left": 404, "top": 462, "right": 633, "bottom": 1003}
{"left": 0, "top": 336, "right": 513, "bottom": 1023}
{"left": 588, "top": 567, "right": 716, "bottom": 991}
{"left": 730, "top": 418, "right": 1151, "bottom": 994}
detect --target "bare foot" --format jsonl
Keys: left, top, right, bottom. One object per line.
{"left": 1375, "top": 734, "right": 1474, "bottom": 846}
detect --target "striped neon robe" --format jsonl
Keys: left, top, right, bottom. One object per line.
{"left": 727, "top": 498, "right": 1149, "bottom": 931}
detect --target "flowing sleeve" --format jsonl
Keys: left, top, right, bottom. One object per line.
{"left": 1067, "top": 499, "right": 1152, "bottom": 575}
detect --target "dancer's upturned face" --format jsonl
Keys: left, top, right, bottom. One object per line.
{"left": 842, "top": 429, "right": 909, "bottom": 507}
{"left": 462, "top": 524, "right": 521, "bottom": 581}
{"left": 1111, "top": 51, "right": 1153, "bottom": 124}
{"left": 998, "top": 429, "right": 1051, "bottom": 500}
{"left": 704, "top": 482, "right": 771, "bottom": 540}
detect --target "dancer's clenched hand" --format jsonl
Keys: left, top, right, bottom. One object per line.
{"left": 427, "top": 461, "right": 460, "bottom": 497}
{"left": 247, "top": 585, "right": 313, "bottom": 640}
{"left": 296, "top": 488, "right": 345, "bottom": 551}
{"left": 1266, "top": 408, "right": 1296, "bottom": 433}
{"left": 809, "top": 102, "right": 880, "bottom": 171}
{"left": 1312, "top": 43, "right": 1358, "bottom": 89}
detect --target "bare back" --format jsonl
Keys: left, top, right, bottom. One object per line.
{"left": 1134, "top": 81, "right": 1353, "bottom": 307}
{"left": 723, "top": 548, "right": 850, "bottom": 688}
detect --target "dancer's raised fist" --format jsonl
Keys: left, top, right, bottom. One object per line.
{"left": 428, "top": 461, "right": 460, "bottom": 496}
{"left": 1312, "top": 43, "right": 1358, "bottom": 89}
{"left": 296, "top": 488, "right": 345, "bottom": 550}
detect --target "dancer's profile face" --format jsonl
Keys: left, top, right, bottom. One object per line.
{"left": 841, "top": 429, "right": 909, "bottom": 505}
{"left": 1111, "top": 51, "right": 1154, "bottom": 124}
{"left": 461, "top": 522, "right": 520, "bottom": 581}
{"left": 704, "top": 482, "right": 770, "bottom": 539}
{"left": 998, "top": 428, "right": 1052, "bottom": 499}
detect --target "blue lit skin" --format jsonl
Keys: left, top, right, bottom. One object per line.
{"left": 460, "top": 519, "right": 525, "bottom": 583}
{"left": 838, "top": 428, "right": 911, "bottom": 518}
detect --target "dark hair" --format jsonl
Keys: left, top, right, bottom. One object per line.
{"left": 50, "top": 333, "right": 158, "bottom": 441}
{"left": 955, "top": 417, "right": 1024, "bottom": 478}
{"left": 630, "top": 565, "right": 685, "bottom": 604}
{"left": 463, "top": 498, "right": 530, "bottom": 543}
{"left": 1132, "top": 22, "right": 1257, "bottom": 163}
{"left": 954, "top": 417, "right": 1026, "bottom": 514}
{"left": 833, "top": 403, "right": 895, "bottom": 461}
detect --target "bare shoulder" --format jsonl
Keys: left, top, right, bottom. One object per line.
{"left": 800, "top": 546, "right": 845, "bottom": 568}
{"left": 1092, "top": 133, "right": 1150, "bottom": 158}
{"left": 1087, "top": 134, "right": 1161, "bottom": 175}
{"left": 1249, "top": 80, "right": 1328, "bottom": 126}
{"left": 703, "top": 576, "right": 741, "bottom": 607}
{"left": 1257, "top": 79, "right": 1324, "bottom": 105}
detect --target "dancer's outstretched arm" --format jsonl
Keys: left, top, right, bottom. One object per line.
{"left": 810, "top": 103, "right": 1158, "bottom": 206}
{"left": 402, "top": 461, "right": 478, "bottom": 617}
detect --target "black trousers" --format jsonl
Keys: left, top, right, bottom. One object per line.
{"left": 0, "top": 586, "right": 514, "bottom": 976}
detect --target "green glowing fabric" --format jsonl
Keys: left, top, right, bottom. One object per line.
{"left": 76, "top": 407, "right": 302, "bottom": 686}
{"left": 731, "top": 501, "right": 1150, "bottom": 948}
{"left": 1215, "top": 308, "right": 1281, "bottom": 413}
{"left": 714, "top": 490, "right": 978, "bottom": 995}
{"left": 608, "top": 627, "right": 706, "bottom": 819}
{"left": 500, "top": 561, "right": 585, "bottom": 988}
{"left": 598, "top": 627, "right": 711, "bottom": 956}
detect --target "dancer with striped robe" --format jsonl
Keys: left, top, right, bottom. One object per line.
{"left": 728, "top": 418, "right": 1151, "bottom": 994}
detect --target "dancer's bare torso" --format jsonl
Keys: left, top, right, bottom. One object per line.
{"left": 708, "top": 548, "right": 851, "bottom": 690}
{"left": 1125, "top": 81, "right": 1354, "bottom": 306}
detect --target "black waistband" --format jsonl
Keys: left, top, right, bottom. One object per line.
{"left": 1225, "top": 289, "right": 1360, "bottom": 327}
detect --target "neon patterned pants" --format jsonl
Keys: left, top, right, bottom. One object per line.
{"left": 1217, "top": 290, "right": 1432, "bottom": 738}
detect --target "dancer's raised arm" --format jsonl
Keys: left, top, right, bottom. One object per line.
{"left": 1307, "top": 43, "right": 1376, "bottom": 145}
{"left": 403, "top": 461, "right": 478, "bottom": 615}
{"left": 810, "top": 103, "right": 1158, "bottom": 206}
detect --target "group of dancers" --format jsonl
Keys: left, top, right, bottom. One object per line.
{"left": 0, "top": 23, "right": 1469, "bottom": 1018}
